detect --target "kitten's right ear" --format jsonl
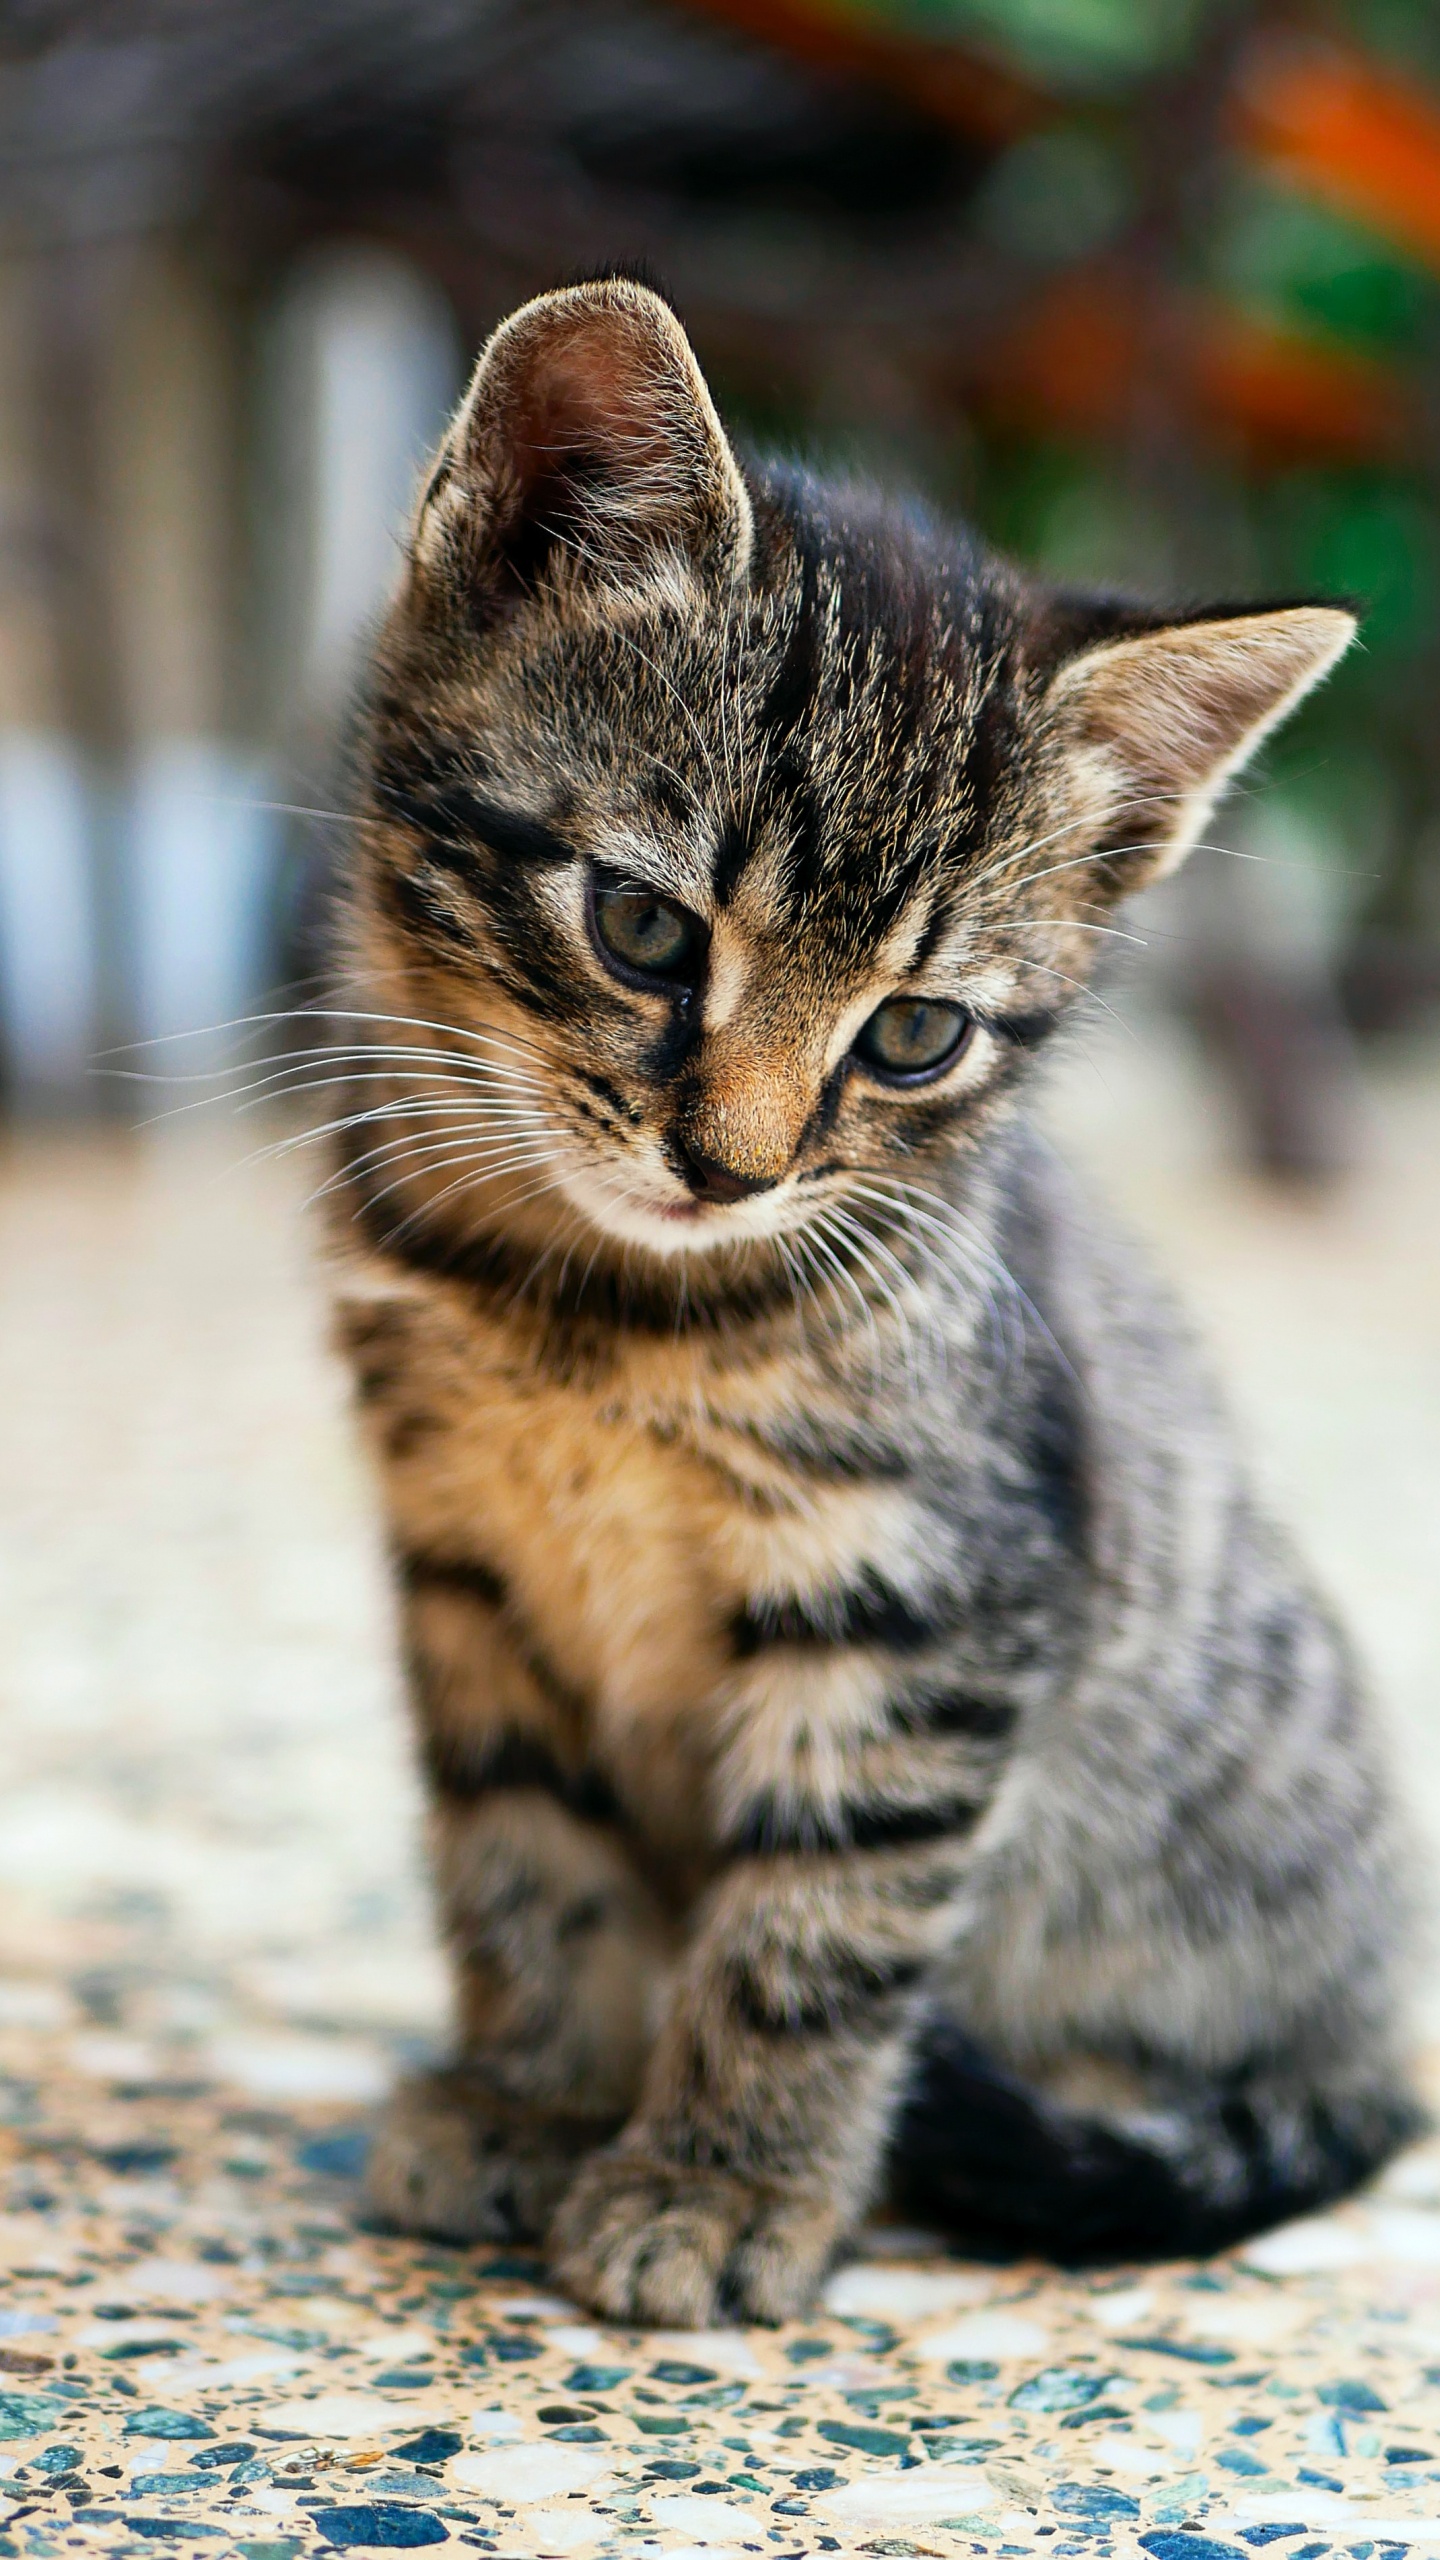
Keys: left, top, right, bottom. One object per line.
{"left": 413, "top": 280, "right": 752, "bottom": 620}
{"left": 1039, "top": 599, "right": 1355, "bottom": 892}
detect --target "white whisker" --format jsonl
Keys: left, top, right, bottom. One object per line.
{"left": 984, "top": 916, "right": 1147, "bottom": 949}
{"left": 207, "top": 1085, "right": 509, "bottom": 1151}
{"left": 356, "top": 1142, "right": 571, "bottom": 1220}
{"left": 304, "top": 1115, "right": 553, "bottom": 1195}
{"left": 961, "top": 788, "right": 1190, "bottom": 905}
{"left": 800, "top": 1217, "right": 885, "bottom": 1389}
{"left": 1003, "top": 956, "right": 1139, "bottom": 1039}
{"left": 850, "top": 1176, "right": 1080, "bottom": 1394}
{"left": 821, "top": 1203, "right": 943, "bottom": 1397}
{"left": 307, "top": 1139, "right": 565, "bottom": 1215}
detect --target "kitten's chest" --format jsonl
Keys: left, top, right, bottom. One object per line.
{"left": 409, "top": 1370, "right": 759, "bottom": 1851}
{"left": 353, "top": 1277, "right": 910, "bottom": 1846}
{"left": 460, "top": 1370, "right": 737, "bottom": 1750}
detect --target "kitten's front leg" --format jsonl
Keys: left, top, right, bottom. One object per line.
{"left": 368, "top": 1562, "right": 674, "bottom": 2243}
{"left": 550, "top": 1844, "right": 962, "bottom": 2324}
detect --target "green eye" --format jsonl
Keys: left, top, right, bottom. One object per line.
{"left": 592, "top": 880, "right": 706, "bottom": 982}
{"left": 855, "top": 997, "right": 973, "bottom": 1080}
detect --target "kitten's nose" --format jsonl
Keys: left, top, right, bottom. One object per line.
{"left": 675, "top": 1137, "right": 778, "bottom": 1203}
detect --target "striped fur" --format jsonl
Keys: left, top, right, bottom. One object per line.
{"left": 328, "top": 280, "right": 1416, "bottom": 2320}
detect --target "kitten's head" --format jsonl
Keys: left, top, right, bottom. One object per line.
{"left": 353, "top": 277, "right": 1351, "bottom": 1265}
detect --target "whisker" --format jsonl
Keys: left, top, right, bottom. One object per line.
{"left": 961, "top": 788, "right": 1192, "bottom": 904}
{"left": 98, "top": 1002, "right": 555, "bottom": 1069}
{"left": 124, "top": 1033, "right": 547, "bottom": 1129}
{"left": 230, "top": 1059, "right": 540, "bottom": 1119}
{"left": 299, "top": 1111, "right": 552, "bottom": 1192}
{"left": 812, "top": 1209, "right": 909, "bottom": 1393}
{"left": 307, "top": 1138, "right": 565, "bottom": 1214}
{"left": 983, "top": 917, "right": 1147, "bottom": 949}
{"left": 106, "top": 1009, "right": 559, "bottom": 1140}
{"left": 800, "top": 1217, "right": 885, "bottom": 1389}
{"left": 255, "top": 1095, "right": 535, "bottom": 1162}
{"left": 851, "top": 1176, "right": 1080, "bottom": 1393}
{"left": 859, "top": 1188, "right": 1011, "bottom": 1383}
{"left": 113, "top": 1045, "right": 529, "bottom": 1110}
{"left": 168, "top": 1068, "right": 536, "bottom": 1142}
{"left": 785, "top": 1225, "right": 842, "bottom": 1353}
{"left": 771, "top": 1230, "right": 813, "bottom": 1351}
{"left": 232, "top": 799, "right": 359, "bottom": 826}
{"left": 313, "top": 1003, "right": 556, "bottom": 1065}
{"left": 354, "top": 1142, "right": 571, "bottom": 1220}
{"left": 357, "top": 1160, "right": 579, "bottom": 1249}
{"left": 994, "top": 825, "right": 1276, "bottom": 912}
{"left": 844, "top": 1179, "right": 1016, "bottom": 1372}
{"left": 1003, "top": 956, "right": 1139, "bottom": 1039}
{"left": 821, "top": 1203, "right": 943, "bottom": 1397}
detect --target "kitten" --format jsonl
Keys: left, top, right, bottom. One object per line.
{"left": 328, "top": 277, "right": 1417, "bottom": 2324}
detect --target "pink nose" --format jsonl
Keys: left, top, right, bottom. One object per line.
{"left": 675, "top": 1136, "right": 778, "bottom": 1202}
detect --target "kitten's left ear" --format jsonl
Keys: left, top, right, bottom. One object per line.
{"left": 1044, "top": 604, "right": 1356, "bottom": 888}
{"left": 414, "top": 278, "right": 752, "bottom": 616}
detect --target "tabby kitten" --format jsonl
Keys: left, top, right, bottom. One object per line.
{"left": 330, "top": 277, "right": 1415, "bottom": 2324}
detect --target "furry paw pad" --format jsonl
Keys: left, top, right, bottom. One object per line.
{"left": 548, "top": 2148, "right": 839, "bottom": 2325}
{"left": 366, "top": 2069, "right": 608, "bottom": 2244}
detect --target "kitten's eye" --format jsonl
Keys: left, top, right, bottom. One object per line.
{"left": 855, "top": 997, "right": 973, "bottom": 1080}
{"left": 592, "top": 880, "right": 706, "bottom": 983}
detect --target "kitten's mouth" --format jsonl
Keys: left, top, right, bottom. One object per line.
{"left": 616, "top": 1190, "right": 737, "bottom": 1234}
{"left": 556, "top": 1166, "right": 789, "bottom": 1256}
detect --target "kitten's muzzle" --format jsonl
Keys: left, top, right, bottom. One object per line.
{"left": 672, "top": 1022, "right": 813, "bottom": 1198}
{"left": 673, "top": 1135, "right": 780, "bottom": 1204}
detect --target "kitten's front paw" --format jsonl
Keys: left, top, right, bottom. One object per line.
{"left": 549, "top": 2148, "right": 840, "bottom": 2326}
{"left": 367, "top": 2069, "right": 609, "bottom": 2244}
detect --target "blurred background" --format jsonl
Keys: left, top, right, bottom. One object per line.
{"left": 3, "top": 0, "right": 1440, "bottom": 1163}
{"left": 1, "top": 0, "right": 1439, "bottom": 2093}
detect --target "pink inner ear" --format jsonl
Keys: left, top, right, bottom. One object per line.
{"left": 507, "top": 317, "right": 675, "bottom": 512}
{"left": 441, "top": 282, "right": 748, "bottom": 611}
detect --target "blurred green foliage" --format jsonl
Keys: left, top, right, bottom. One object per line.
{"left": 1212, "top": 183, "right": 1439, "bottom": 355}
{"left": 853, "top": 0, "right": 1213, "bottom": 86}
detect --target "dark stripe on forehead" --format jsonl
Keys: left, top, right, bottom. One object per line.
{"left": 773, "top": 767, "right": 826, "bottom": 911}
{"left": 694, "top": 516, "right": 822, "bottom": 914}
{"left": 947, "top": 638, "right": 1022, "bottom": 863}
{"left": 641, "top": 763, "right": 694, "bottom": 827}
{"left": 711, "top": 817, "right": 751, "bottom": 908}
{"left": 758, "top": 519, "right": 821, "bottom": 753}
{"left": 911, "top": 889, "right": 953, "bottom": 974}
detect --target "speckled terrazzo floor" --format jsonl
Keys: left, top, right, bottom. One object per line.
{"left": 2, "top": 1009, "right": 1439, "bottom": 2560}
